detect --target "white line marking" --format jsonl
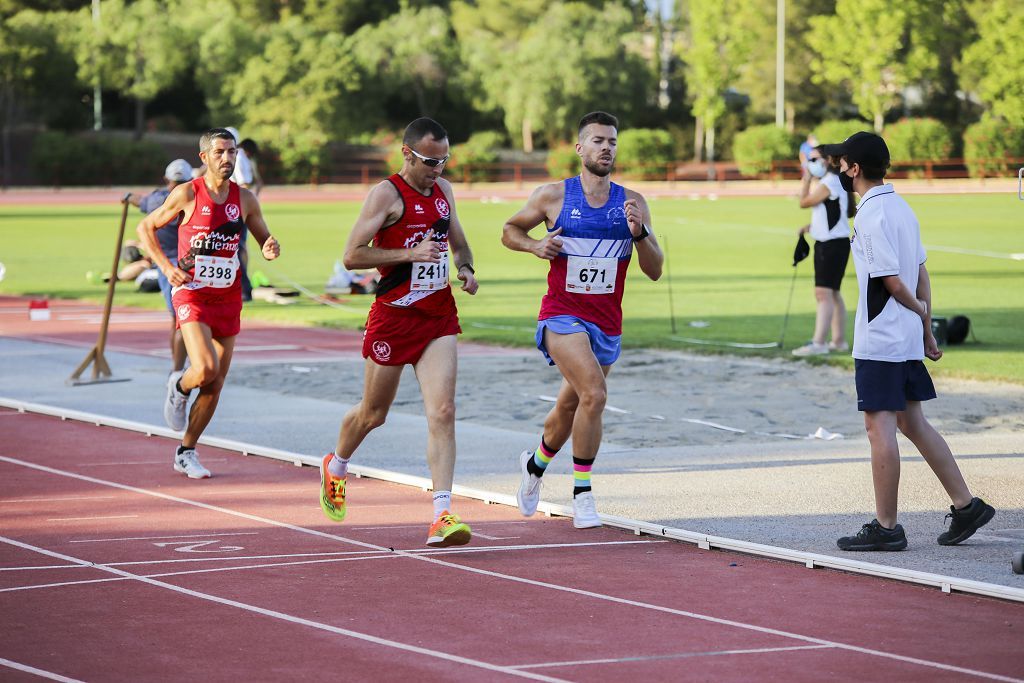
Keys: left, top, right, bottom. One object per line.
{"left": 1, "top": 496, "right": 117, "bottom": 503}
{"left": 1, "top": 454, "right": 1019, "bottom": 682}
{"left": 0, "top": 657, "right": 84, "bottom": 682}
{"left": 473, "top": 533, "right": 520, "bottom": 540}
{"left": 0, "top": 541, "right": 666, "bottom": 587}
{"left": 0, "top": 536, "right": 566, "bottom": 683}
{"left": 71, "top": 532, "right": 259, "bottom": 543}
{"left": 683, "top": 418, "right": 747, "bottom": 433}
{"left": 79, "top": 459, "right": 227, "bottom": 467}
{"left": 511, "top": 644, "right": 835, "bottom": 669}
{"left": 46, "top": 515, "right": 138, "bottom": 522}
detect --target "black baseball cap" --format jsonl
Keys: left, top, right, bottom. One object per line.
{"left": 818, "top": 131, "right": 890, "bottom": 170}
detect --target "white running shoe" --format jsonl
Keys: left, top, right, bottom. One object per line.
{"left": 163, "top": 371, "right": 188, "bottom": 431}
{"left": 173, "top": 448, "right": 211, "bottom": 479}
{"left": 572, "top": 491, "right": 602, "bottom": 529}
{"left": 517, "top": 449, "right": 543, "bottom": 516}
{"left": 828, "top": 341, "right": 849, "bottom": 352}
{"left": 791, "top": 342, "right": 829, "bottom": 357}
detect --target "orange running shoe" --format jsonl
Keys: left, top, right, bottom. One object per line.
{"left": 426, "top": 511, "right": 471, "bottom": 547}
{"left": 319, "top": 453, "right": 347, "bottom": 522}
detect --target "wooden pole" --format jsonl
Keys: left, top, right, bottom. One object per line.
{"left": 68, "top": 194, "right": 132, "bottom": 385}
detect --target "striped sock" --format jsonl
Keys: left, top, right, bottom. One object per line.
{"left": 527, "top": 438, "right": 558, "bottom": 477}
{"left": 572, "top": 456, "right": 593, "bottom": 497}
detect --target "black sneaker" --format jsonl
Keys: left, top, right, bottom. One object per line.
{"left": 837, "top": 519, "right": 907, "bottom": 551}
{"left": 937, "top": 497, "right": 995, "bottom": 546}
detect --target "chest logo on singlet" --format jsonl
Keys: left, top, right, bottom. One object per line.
{"left": 371, "top": 340, "right": 391, "bottom": 362}
{"left": 570, "top": 208, "right": 581, "bottom": 219}
{"left": 434, "top": 197, "right": 450, "bottom": 218}
{"left": 225, "top": 204, "right": 240, "bottom": 222}
{"left": 201, "top": 206, "right": 211, "bottom": 215}
{"left": 414, "top": 204, "right": 424, "bottom": 213}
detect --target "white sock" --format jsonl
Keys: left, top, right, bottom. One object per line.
{"left": 327, "top": 453, "right": 349, "bottom": 478}
{"left": 432, "top": 490, "right": 452, "bottom": 519}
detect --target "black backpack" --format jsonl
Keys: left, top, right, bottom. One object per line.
{"left": 946, "top": 315, "right": 971, "bottom": 345}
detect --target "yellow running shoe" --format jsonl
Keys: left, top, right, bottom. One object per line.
{"left": 426, "top": 511, "right": 471, "bottom": 547}
{"left": 319, "top": 453, "right": 347, "bottom": 522}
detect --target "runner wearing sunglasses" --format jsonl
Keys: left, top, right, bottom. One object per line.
{"left": 319, "top": 117, "right": 479, "bottom": 548}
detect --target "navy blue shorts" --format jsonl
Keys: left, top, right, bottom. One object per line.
{"left": 536, "top": 315, "right": 621, "bottom": 367}
{"left": 855, "top": 359, "right": 937, "bottom": 412}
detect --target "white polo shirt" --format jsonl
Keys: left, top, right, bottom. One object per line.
{"left": 850, "top": 183, "right": 928, "bottom": 362}
{"left": 809, "top": 172, "right": 849, "bottom": 242}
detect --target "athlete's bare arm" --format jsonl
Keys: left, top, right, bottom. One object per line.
{"left": 623, "top": 189, "right": 663, "bottom": 281}
{"left": 343, "top": 181, "right": 441, "bottom": 270}
{"left": 437, "top": 179, "right": 478, "bottom": 295}
{"left": 501, "top": 183, "right": 565, "bottom": 260}
{"left": 240, "top": 189, "right": 279, "bottom": 260}
{"left": 135, "top": 182, "right": 195, "bottom": 287}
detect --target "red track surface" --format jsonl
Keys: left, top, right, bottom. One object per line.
{"left": 1, "top": 409, "right": 1021, "bottom": 682}
{"left": 0, "top": 295, "right": 522, "bottom": 363}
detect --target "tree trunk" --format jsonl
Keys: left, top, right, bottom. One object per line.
{"left": 522, "top": 117, "right": 533, "bottom": 153}
{"left": 705, "top": 125, "right": 716, "bottom": 180}
{"left": 134, "top": 97, "right": 145, "bottom": 141}
{"left": 1, "top": 86, "right": 12, "bottom": 189}
{"left": 874, "top": 111, "right": 884, "bottom": 133}
{"left": 693, "top": 116, "right": 704, "bottom": 162}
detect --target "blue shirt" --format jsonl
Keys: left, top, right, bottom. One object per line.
{"left": 139, "top": 188, "right": 180, "bottom": 260}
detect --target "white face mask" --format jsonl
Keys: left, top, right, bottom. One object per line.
{"left": 807, "top": 159, "right": 827, "bottom": 178}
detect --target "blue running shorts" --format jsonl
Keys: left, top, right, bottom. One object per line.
{"left": 536, "top": 315, "right": 622, "bottom": 367}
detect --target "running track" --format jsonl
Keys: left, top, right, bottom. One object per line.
{"left": 1, "top": 409, "right": 1021, "bottom": 682}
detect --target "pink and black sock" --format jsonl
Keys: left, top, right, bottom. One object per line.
{"left": 526, "top": 438, "right": 558, "bottom": 477}
{"left": 572, "top": 456, "right": 593, "bottom": 497}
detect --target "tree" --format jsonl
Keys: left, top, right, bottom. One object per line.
{"left": 0, "top": 9, "right": 78, "bottom": 186}
{"left": 228, "top": 17, "right": 361, "bottom": 178}
{"left": 67, "top": 0, "right": 189, "bottom": 139}
{"left": 678, "top": 0, "right": 752, "bottom": 162}
{"left": 456, "top": 1, "right": 651, "bottom": 151}
{"left": 806, "top": 0, "right": 939, "bottom": 132}
{"left": 959, "top": 0, "right": 1024, "bottom": 125}
{"left": 349, "top": 6, "right": 461, "bottom": 121}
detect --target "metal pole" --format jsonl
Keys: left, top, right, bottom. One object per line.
{"left": 663, "top": 233, "right": 677, "bottom": 334}
{"left": 775, "top": 0, "right": 785, "bottom": 128}
{"left": 92, "top": 0, "right": 102, "bottom": 131}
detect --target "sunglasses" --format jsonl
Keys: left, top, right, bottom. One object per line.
{"left": 408, "top": 147, "right": 450, "bottom": 168}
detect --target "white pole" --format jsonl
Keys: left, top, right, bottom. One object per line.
{"left": 775, "top": 0, "right": 785, "bottom": 128}
{"left": 92, "top": 0, "right": 102, "bottom": 131}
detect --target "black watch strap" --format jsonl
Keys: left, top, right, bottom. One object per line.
{"left": 633, "top": 223, "right": 650, "bottom": 242}
{"left": 458, "top": 263, "right": 475, "bottom": 274}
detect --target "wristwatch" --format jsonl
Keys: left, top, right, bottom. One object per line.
{"left": 458, "top": 263, "right": 475, "bottom": 274}
{"left": 632, "top": 223, "right": 650, "bottom": 242}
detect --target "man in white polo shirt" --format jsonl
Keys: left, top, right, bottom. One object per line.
{"left": 819, "top": 131, "right": 995, "bottom": 551}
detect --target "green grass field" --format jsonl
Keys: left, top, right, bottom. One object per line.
{"left": 2, "top": 192, "right": 1022, "bottom": 383}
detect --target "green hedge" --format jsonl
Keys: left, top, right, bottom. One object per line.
{"left": 811, "top": 119, "right": 868, "bottom": 148}
{"left": 617, "top": 128, "right": 674, "bottom": 179}
{"left": 732, "top": 124, "right": 797, "bottom": 176}
{"left": 30, "top": 132, "right": 168, "bottom": 186}
{"left": 449, "top": 130, "right": 504, "bottom": 181}
{"left": 546, "top": 143, "right": 580, "bottom": 179}
{"left": 963, "top": 117, "right": 1024, "bottom": 178}
{"left": 884, "top": 118, "right": 953, "bottom": 163}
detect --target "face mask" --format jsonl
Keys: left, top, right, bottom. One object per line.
{"left": 807, "top": 159, "right": 827, "bottom": 178}
{"left": 838, "top": 167, "right": 854, "bottom": 192}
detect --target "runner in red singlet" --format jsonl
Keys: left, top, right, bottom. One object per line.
{"left": 318, "top": 118, "right": 479, "bottom": 548}
{"left": 136, "top": 128, "right": 280, "bottom": 479}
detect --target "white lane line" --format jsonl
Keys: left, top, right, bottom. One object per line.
{"left": 71, "top": 532, "right": 259, "bottom": 543}
{"left": 1, "top": 496, "right": 117, "bottom": 503}
{"left": 79, "top": 459, "right": 227, "bottom": 467}
{"left": 1, "top": 454, "right": 1018, "bottom": 683}
{"left": 0, "top": 536, "right": 566, "bottom": 683}
{"left": 46, "top": 515, "right": 138, "bottom": 522}
{"left": 511, "top": 644, "right": 835, "bottom": 669}
{"left": 1, "top": 541, "right": 667, "bottom": 590}
{"left": 0, "top": 657, "right": 84, "bottom": 683}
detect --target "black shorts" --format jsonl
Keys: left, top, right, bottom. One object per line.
{"left": 855, "top": 359, "right": 937, "bottom": 412}
{"left": 814, "top": 238, "right": 850, "bottom": 290}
